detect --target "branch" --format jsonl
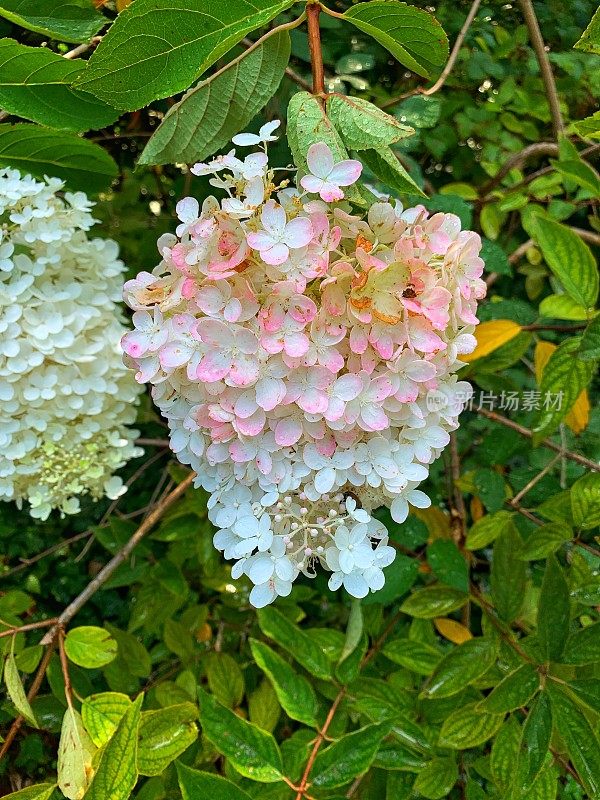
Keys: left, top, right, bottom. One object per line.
{"left": 475, "top": 408, "right": 600, "bottom": 473}
{"left": 518, "top": 0, "right": 564, "bottom": 138}
{"left": 479, "top": 142, "right": 559, "bottom": 197}
{"left": 307, "top": 2, "right": 325, "bottom": 98}
{"left": 40, "top": 472, "right": 195, "bottom": 644}
{"left": 379, "top": 0, "right": 482, "bottom": 109}
{"left": 0, "top": 619, "right": 58, "bottom": 639}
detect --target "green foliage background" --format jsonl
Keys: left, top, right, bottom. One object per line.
{"left": 0, "top": 1, "right": 600, "bottom": 799}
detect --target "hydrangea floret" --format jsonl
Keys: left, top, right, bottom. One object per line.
{"left": 122, "top": 124, "right": 486, "bottom": 607}
{"left": 0, "top": 168, "right": 143, "bottom": 520}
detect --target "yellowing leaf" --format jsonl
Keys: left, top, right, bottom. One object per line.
{"left": 470, "top": 496, "right": 485, "bottom": 522}
{"left": 534, "top": 341, "right": 589, "bottom": 434}
{"left": 463, "top": 320, "right": 522, "bottom": 362}
{"left": 58, "top": 708, "right": 97, "bottom": 800}
{"left": 412, "top": 506, "right": 451, "bottom": 539}
{"left": 434, "top": 618, "right": 473, "bottom": 644}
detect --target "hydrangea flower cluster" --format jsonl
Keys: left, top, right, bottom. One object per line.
{"left": 122, "top": 121, "right": 485, "bottom": 606}
{"left": 0, "top": 168, "right": 143, "bottom": 520}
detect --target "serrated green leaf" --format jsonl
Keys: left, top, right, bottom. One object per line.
{"left": 579, "top": 315, "right": 600, "bottom": 361}
{"left": 571, "top": 473, "right": 600, "bottom": 529}
{"left": 414, "top": 756, "right": 458, "bottom": 799}
{"left": 249, "top": 639, "right": 318, "bottom": 727}
{"left": 547, "top": 682, "right": 600, "bottom": 797}
{"left": 342, "top": 1, "right": 448, "bottom": 79}
{"left": 177, "top": 763, "right": 254, "bottom": 800}
{"left": 383, "top": 638, "right": 442, "bottom": 675}
{"left": 521, "top": 693, "right": 552, "bottom": 787}
{"left": 532, "top": 216, "right": 598, "bottom": 309}
{"left": 439, "top": 702, "right": 504, "bottom": 749}
{"left": 566, "top": 679, "right": 600, "bottom": 714}
{"left": 4, "top": 650, "right": 37, "bottom": 727}
{"left": 537, "top": 555, "right": 570, "bottom": 661}
{"left": 85, "top": 694, "right": 143, "bottom": 800}
{"left": 575, "top": 6, "right": 600, "bottom": 54}
{"left": 0, "top": 123, "right": 117, "bottom": 193}
{"left": 1, "top": 785, "right": 56, "bottom": 800}
{"left": 490, "top": 716, "right": 521, "bottom": 791}
{"left": 533, "top": 337, "right": 596, "bottom": 443}
{"left": 198, "top": 688, "right": 283, "bottom": 782}
{"left": 571, "top": 110, "right": 600, "bottom": 140}
{"left": 64, "top": 626, "right": 117, "bottom": 669}
{"left": 82, "top": 692, "right": 132, "bottom": 748}
{"left": 0, "top": 39, "right": 119, "bottom": 132}
{"left": 539, "top": 294, "right": 589, "bottom": 321}
{"left": 400, "top": 585, "right": 468, "bottom": 618}
{"left": 205, "top": 652, "right": 244, "bottom": 709}
{"left": 310, "top": 722, "right": 392, "bottom": 789}
{"left": 518, "top": 523, "right": 572, "bottom": 560}
{"left": 76, "top": 0, "right": 297, "bottom": 111}
{"left": 0, "top": 0, "right": 104, "bottom": 43}
{"left": 248, "top": 679, "right": 280, "bottom": 733}
{"left": 551, "top": 158, "right": 600, "bottom": 195}
{"left": 466, "top": 511, "right": 513, "bottom": 550}
{"left": 421, "top": 638, "right": 498, "bottom": 699}
{"left": 257, "top": 606, "right": 331, "bottom": 681}
{"left": 138, "top": 703, "right": 198, "bottom": 776}
{"left": 479, "top": 663, "right": 540, "bottom": 714}
{"left": 326, "top": 94, "right": 414, "bottom": 149}
{"left": 490, "top": 521, "right": 527, "bottom": 623}
{"left": 360, "top": 146, "right": 426, "bottom": 197}
{"left": 57, "top": 707, "right": 96, "bottom": 800}
{"left": 561, "top": 622, "right": 600, "bottom": 664}
{"left": 139, "top": 31, "right": 290, "bottom": 166}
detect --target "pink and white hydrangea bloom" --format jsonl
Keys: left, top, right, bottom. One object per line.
{"left": 122, "top": 123, "right": 485, "bottom": 607}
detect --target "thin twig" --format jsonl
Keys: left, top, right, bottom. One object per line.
{"left": 479, "top": 142, "right": 559, "bottom": 197}
{"left": 57, "top": 627, "right": 73, "bottom": 708}
{"left": 40, "top": 472, "right": 195, "bottom": 644}
{"left": 379, "top": 0, "right": 482, "bottom": 108}
{"left": 0, "top": 619, "right": 58, "bottom": 639}
{"left": 63, "top": 36, "right": 103, "bottom": 60}
{"left": 518, "top": 0, "right": 564, "bottom": 138}
{"left": 511, "top": 452, "right": 562, "bottom": 506}
{"left": 475, "top": 408, "right": 599, "bottom": 473}
{"left": 307, "top": 3, "right": 325, "bottom": 99}
{"left": 449, "top": 433, "right": 467, "bottom": 544}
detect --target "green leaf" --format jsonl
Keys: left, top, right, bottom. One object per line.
{"left": 537, "top": 555, "right": 570, "bottom": 662}
{"left": 533, "top": 337, "right": 596, "bottom": 443}
{"left": 426, "top": 540, "right": 469, "bottom": 592}
{"left": 82, "top": 692, "right": 132, "bottom": 748}
{"left": 579, "top": 315, "right": 600, "bottom": 361}
{"left": 139, "top": 31, "right": 290, "bottom": 166}
{"left": 362, "top": 553, "right": 419, "bottom": 606}
{"left": 205, "top": 652, "right": 244, "bottom": 709}
{"left": 567, "top": 679, "right": 600, "bottom": 714}
{"left": 326, "top": 94, "right": 414, "bottom": 150}
{"left": 360, "top": 146, "right": 426, "bottom": 197}
{"left": 547, "top": 683, "right": 600, "bottom": 797}
{"left": 138, "top": 703, "right": 198, "bottom": 776}
{"left": 521, "top": 693, "right": 552, "bottom": 786}
{"left": 421, "top": 638, "right": 498, "bottom": 699}
{"left": 400, "top": 585, "right": 468, "bottom": 618}
{"left": 479, "top": 664, "right": 540, "bottom": 714}
{"left": 257, "top": 607, "right": 331, "bottom": 681}
{"left": 490, "top": 716, "right": 521, "bottom": 791}
{"left": 0, "top": 0, "right": 104, "bottom": 43}
{"left": 310, "top": 722, "right": 392, "bottom": 789}
{"left": 76, "top": 0, "right": 297, "bottom": 111}
{"left": 571, "top": 473, "right": 600, "bottom": 529}
{"left": 383, "top": 638, "right": 442, "bottom": 675}
{"left": 413, "top": 757, "right": 458, "bottom": 800}
{"left": 57, "top": 707, "right": 96, "bottom": 800}
{"left": 466, "top": 511, "right": 513, "bottom": 550}
{"left": 342, "top": 1, "right": 449, "bottom": 79}
{"left": 571, "top": 110, "right": 600, "bottom": 140}
{"left": 518, "top": 523, "right": 572, "bottom": 560}
{"left": 574, "top": 6, "right": 600, "bottom": 54}
{"left": 531, "top": 216, "right": 599, "bottom": 309}
{"left": 249, "top": 639, "right": 318, "bottom": 727}
{"left": 85, "top": 694, "right": 143, "bottom": 800}
{"left": 539, "top": 294, "right": 589, "bottom": 321}
{"left": 177, "top": 763, "right": 254, "bottom": 800}
{"left": 490, "top": 521, "right": 527, "bottom": 623}
{"left": 0, "top": 40, "right": 119, "bottom": 132}
{"left": 0, "top": 123, "right": 117, "bottom": 193}
{"left": 64, "top": 626, "right": 117, "bottom": 669}
{"left": 4, "top": 650, "right": 37, "bottom": 727}
{"left": 104, "top": 624, "right": 151, "bottom": 679}
{"left": 439, "top": 702, "right": 504, "bottom": 749}
{"left": 551, "top": 158, "right": 600, "bottom": 196}
{"left": 248, "top": 679, "right": 280, "bottom": 733}
{"left": 198, "top": 688, "right": 283, "bottom": 782}
{"left": 1, "top": 786, "right": 56, "bottom": 800}
{"left": 561, "top": 622, "right": 600, "bottom": 664}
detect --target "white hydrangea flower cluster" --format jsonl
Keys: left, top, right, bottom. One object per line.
{"left": 0, "top": 168, "right": 143, "bottom": 520}
{"left": 122, "top": 122, "right": 485, "bottom": 607}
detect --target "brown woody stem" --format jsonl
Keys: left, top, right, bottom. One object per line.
{"left": 307, "top": 3, "right": 325, "bottom": 98}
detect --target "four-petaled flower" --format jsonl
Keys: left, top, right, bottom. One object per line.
{"left": 247, "top": 201, "right": 313, "bottom": 265}
{"left": 300, "top": 142, "right": 362, "bottom": 202}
